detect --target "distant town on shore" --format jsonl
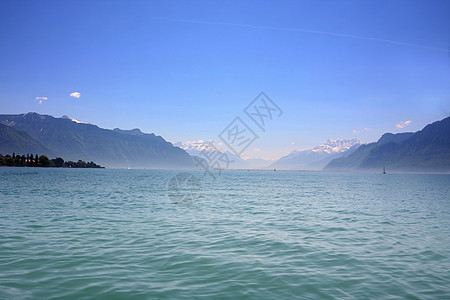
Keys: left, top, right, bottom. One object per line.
{"left": 0, "top": 152, "right": 103, "bottom": 168}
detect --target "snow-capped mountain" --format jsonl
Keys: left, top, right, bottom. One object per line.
{"left": 311, "top": 138, "right": 360, "bottom": 154}
{"left": 271, "top": 139, "right": 361, "bottom": 170}
{"left": 61, "top": 115, "right": 90, "bottom": 125}
{"left": 175, "top": 140, "right": 223, "bottom": 153}
{"left": 175, "top": 140, "right": 271, "bottom": 169}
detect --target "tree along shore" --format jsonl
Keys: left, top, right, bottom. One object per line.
{"left": 0, "top": 153, "right": 104, "bottom": 168}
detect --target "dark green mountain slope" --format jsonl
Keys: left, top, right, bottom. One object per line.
{"left": 0, "top": 123, "right": 52, "bottom": 155}
{"left": 0, "top": 113, "right": 194, "bottom": 169}
{"left": 324, "top": 133, "right": 413, "bottom": 171}
{"left": 325, "top": 117, "right": 450, "bottom": 172}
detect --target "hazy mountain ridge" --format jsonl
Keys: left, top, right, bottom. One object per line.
{"left": 325, "top": 116, "right": 450, "bottom": 172}
{"left": 0, "top": 113, "right": 194, "bottom": 169}
{"left": 112, "top": 128, "right": 146, "bottom": 136}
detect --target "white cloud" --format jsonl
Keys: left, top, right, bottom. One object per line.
{"left": 353, "top": 129, "right": 361, "bottom": 133}
{"left": 291, "top": 142, "right": 295, "bottom": 145}
{"left": 35, "top": 97, "right": 47, "bottom": 104}
{"left": 70, "top": 92, "right": 81, "bottom": 98}
{"left": 396, "top": 120, "right": 412, "bottom": 129}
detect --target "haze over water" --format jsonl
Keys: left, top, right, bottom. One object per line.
{"left": 1, "top": 168, "right": 449, "bottom": 299}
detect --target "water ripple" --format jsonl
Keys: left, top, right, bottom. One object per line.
{"left": 0, "top": 168, "right": 449, "bottom": 299}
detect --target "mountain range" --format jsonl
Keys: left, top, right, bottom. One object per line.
{"left": 324, "top": 116, "right": 450, "bottom": 172}
{"left": 0, "top": 113, "right": 194, "bottom": 169}
{"left": 1, "top": 113, "right": 449, "bottom": 171}
{"left": 270, "top": 139, "right": 361, "bottom": 170}
{"left": 175, "top": 140, "right": 272, "bottom": 169}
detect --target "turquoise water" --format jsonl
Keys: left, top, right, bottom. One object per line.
{"left": 1, "top": 168, "right": 449, "bottom": 299}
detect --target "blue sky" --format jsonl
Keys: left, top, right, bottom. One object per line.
{"left": 1, "top": 0, "right": 449, "bottom": 159}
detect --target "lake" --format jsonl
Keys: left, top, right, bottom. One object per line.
{"left": 1, "top": 168, "right": 449, "bottom": 299}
